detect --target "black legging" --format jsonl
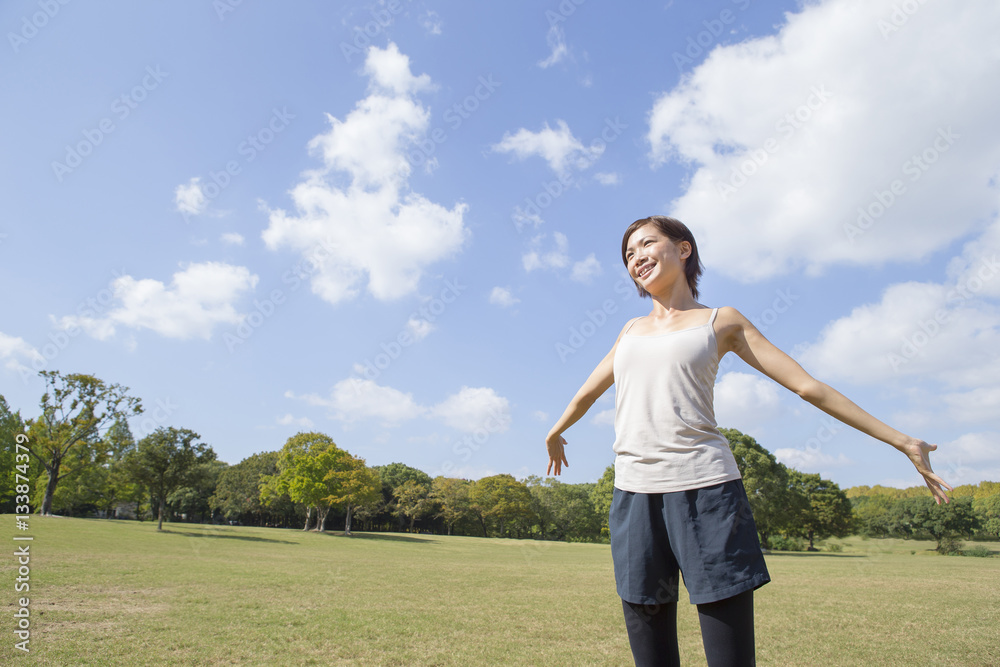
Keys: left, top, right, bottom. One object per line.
{"left": 621, "top": 590, "right": 756, "bottom": 667}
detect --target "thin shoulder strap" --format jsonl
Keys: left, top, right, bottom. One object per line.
{"left": 708, "top": 308, "right": 719, "bottom": 326}
{"left": 623, "top": 316, "right": 644, "bottom": 334}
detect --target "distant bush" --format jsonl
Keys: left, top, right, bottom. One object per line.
{"left": 825, "top": 543, "right": 843, "bottom": 553}
{"left": 962, "top": 545, "right": 993, "bottom": 558}
{"left": 770, "top": 535, "right": 806, "bottom": 551}
{"left": 938, "top": 537, "right": 963, "bottom": 556}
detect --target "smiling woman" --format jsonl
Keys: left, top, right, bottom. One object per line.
{"left": 544, "top": 215, "right": 953, "bottom": 667}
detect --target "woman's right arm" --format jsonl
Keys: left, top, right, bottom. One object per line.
{"left": 545, "top": 318, "right": 636, "bottom": 475}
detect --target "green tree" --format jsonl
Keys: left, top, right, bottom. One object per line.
{"left": 590, "top": 464, "right": 615, "bottom": 539}
{"left": 526, "top": 476, "right": 601, "bottom": 541}
{"left": 973, "top": 494, "right": 1000, "bottom": 539}
{"left": 886, "top": 496, "right": 978, "bottom": 552}
{"left": 430, "top": 477, "right": 473, "bottom": 535}
{"left": 393, "top": 479, "right": 435, "bottom": 532}
{"left": 851, "top": 493, "right": 895, "bottom": 538}
{"left": 787, "top": 470, "right": 854, "bottom": 550}
{"left": 470, "top": 474, "right": 535, "bottom": 538}
{"left": 721, "top": 428, "right": 800, "bottom": 548}
{"left": 168, "top": 458, "right": 228, "bottom": 522}
{"left": 1, "top": 395, "right": 28, "bottom": 512}
{"left": 260, "top": 432, "right": 334, "bottom": 531}
{"left": 23, "top": 371, "right": 142, "bottom": 515}
{"left": 211, "top": 451, "right": 300, "bottom": 526}
{"left": 326, "top": 456, "right": 381, "bottom": 535}
{"left": 126, "top": 427, "right": 215, "bottom": 530}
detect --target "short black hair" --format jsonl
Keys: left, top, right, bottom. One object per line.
{"left": 621, "top": 216, "right": 704, "bottom": 299}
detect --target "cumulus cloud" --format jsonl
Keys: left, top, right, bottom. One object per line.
{"left": 175, "top": 177, "right": 207, "bottom": 217}
{"left": 570, "top": 254, "right": 602, "bottom": 283}
{"left": 647, "top": 0, "right": 1000, "bottom": 281}
{"left": 594, "top": 172, "right": 620, "bottom": 186}
{"left": 405, "top": 317, "right": 434, "bottom": 341}
{"left": 0, "top": 331, "right": 44, "bottom": 374}
{"left": 490, "top": 286, "right": 520, "bottom": 307}
{"left": 714, "top": 372, "right": 783, "bottom": 433}
{"left": 277, "top": 413, "right": 315, "bottom": 429}
{"left": 773, "top": 447, "right": 853, "bottom": 473}
{"left": 57, "top": 262, "right": 258, "bottom": 341}
{"left": 287, "top": 380, "right": 511, "bottom": 433}
{"left": 538, "top": 25, "right": 569, "bottom": 68}
{"left": 261, "top": 43, "right": 467, "bottom": 305}
{"left": 591, "top": 408, "right": 615, "bottom": 426}
{"left": 220, "top": 232, "right": 244, "bottom": 246}
{"left": 523, "top": 232, "right": 570, "bottom": 272}
{"left": 492, "top": 119, "right": 603, "bottom": 177}
{"left": 933, "top": 432, "right": 1000, "bottom": 486}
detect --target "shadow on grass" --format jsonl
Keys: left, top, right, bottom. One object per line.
{"left": 158, "top": 529, "right": 296, "bottom": 544}
{"left": 318, "top": 532, "right": 438, "bottom": 544}
{"left": 763, "top": 552, "right": 864, "bottom": 558}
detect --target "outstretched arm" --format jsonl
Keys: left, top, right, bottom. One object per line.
{"left": 545, "top": 319, "right": 635, "bottom": 475}
{"left": 716, "top": 307, "right": 953, "bottom": 503}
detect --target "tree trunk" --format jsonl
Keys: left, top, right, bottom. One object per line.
{"left": 807, "top": 530, "right": 816, "bottom": 551}
{"left": 157, "top": 497, "right": 165, "bottom": 531}
{"left": 40, "top": 459, "right": 62, "bottom": 516}
{"left": 316, "top": 506, "right": 329, "bottom": 533}
{"left": 478, "top": 514, "right": 488, "bottom": 538}
{"left": 303, "top": 505, "right": 313, "bottom": 531}
{"left": 344, "top": 505, "right": 353, "bottom": 536}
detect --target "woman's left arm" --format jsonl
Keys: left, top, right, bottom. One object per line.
{"left": 715, "top": 306, "right": 953, "bottom": 504}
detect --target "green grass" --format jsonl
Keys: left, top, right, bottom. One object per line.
{"left": 2, "top": 517, "right": 998, "bottom": 666}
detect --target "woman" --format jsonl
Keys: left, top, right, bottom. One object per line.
{"left": 545, "top": 216, "right": 952, "bottom": 667}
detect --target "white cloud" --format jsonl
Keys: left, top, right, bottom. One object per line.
{"left": 261, "top": 43, "right": 467, "bottom": 305}
{"left": 277, "top": 413, "right": 315, "bottom": 429}
{"left": 175, "top": 177, "right": 207, "bottom": 217}
{"left": 220, "top": 232, "right": 244, "bottom": 246}
{"left": 58, "top": 262, "right": 258, "bottom": 340}
{"left": 714, "top": 372, "right": 782, "bottom": 433}
{"left": 933, "top": 432, "right": 1000, "bottom": 486}
{"left": 594, "top": 172, "right": 620, "bottom": 186}
{"left": 492, "top": 119, "right": 602, "bottom": 177}
{"left": 523, "top": 232, "right": 570, "bottom": 272}
{"left": 797, "top": 278, "right": 1000, "bottom": 388}
{"left": 647, "top": 0, "right": 1000, "bottom": 281}
{"left": 591, "top": 408, "right": 615, "bottom": 426}
{"left": 570, "top": 254, "right": 602, "bottom": 283}
{"left": 533, "top": 410, "right": 549, "bottom": 422}
{"left": 287, "top": 379, "right": 511, "bottom": 433}
{"left": 773, "top": 447, "right": 853, "bottom": 473}
{"left": 405, "top": 317, "right": 434, "bottom": 341}
{"left": 538, "top": 25, "right": 568, "bottom": 68}
{"left": 420, "top": 10, "right": 442, "bottom": 35}
{"left": 0, "top": 331, "right": 43, "bottom": 374}
{"left": 431, "top": 386, "right": 511, "bottom": 433}
{"left": 489, "top": 286, "right": 520, "bottom": 307}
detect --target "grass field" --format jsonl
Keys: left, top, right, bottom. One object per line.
{"left": 2, "top": 516, "right": 998, "bottom": 666}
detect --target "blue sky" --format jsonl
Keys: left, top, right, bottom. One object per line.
{"left": 2, "top": 0, "right": 999, "bottom": 491}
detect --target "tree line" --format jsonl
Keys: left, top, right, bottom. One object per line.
{"left": 2, "top": 371, "right": 998, "bottom": 552}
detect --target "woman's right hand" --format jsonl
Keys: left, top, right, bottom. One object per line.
{"left": 546, "top": 433, "right": 569, "bottom": 476}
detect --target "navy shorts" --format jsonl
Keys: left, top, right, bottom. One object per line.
{"left": 609, "top": 479, "right": 770, "bottom": 605}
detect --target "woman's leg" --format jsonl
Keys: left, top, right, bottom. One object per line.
{"left": 695, "top": 590, "right": 756, "bottom": 667}
{"left": 621, "top": 598, "right": 681, "bottom": 667}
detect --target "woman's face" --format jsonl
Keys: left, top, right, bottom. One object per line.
{"left": 624, "top": 224, "right": 690, "bottom": 291}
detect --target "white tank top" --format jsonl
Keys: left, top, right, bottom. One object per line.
{"left": 611, "top": 308, "right": 742, "bottom": 493}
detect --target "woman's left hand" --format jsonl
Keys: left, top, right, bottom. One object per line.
{"left": 897, "top": 438, "right": 953, "bottom": 504}
{"left": 546, "top": 433, "right": 569, "bottom": 476}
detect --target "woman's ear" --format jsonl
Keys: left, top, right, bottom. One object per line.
{"left": 678, "top": 241, "right": 692, "bottom": 260}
